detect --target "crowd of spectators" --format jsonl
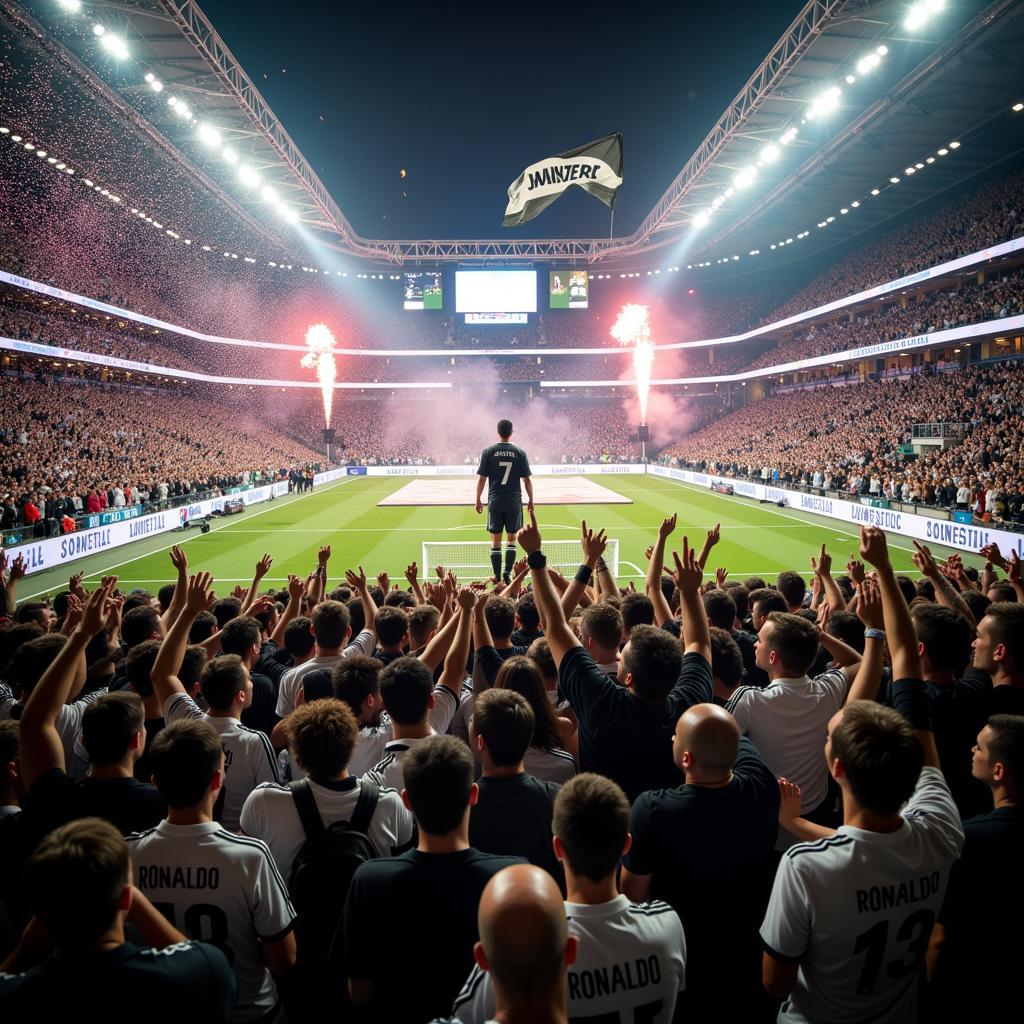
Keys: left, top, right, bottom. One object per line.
{"left": 660, "top": 359, "right": 1024, "bottom": 522}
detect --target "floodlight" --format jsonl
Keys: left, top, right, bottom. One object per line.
{"left": 197, "top": 123, "right": 222, "bottom": 147}
{"left": 856, "top": 53, "right": 881, "bottom": 74}
{"left": 845, "top": 74, "right": 855, "bottom": 84}
{"left": 949, "top": 140, "right": 960, "bottom": 149}
{"left": 905, "top": 0, "right": 944, "bottom": 32}
{"left": 92, "top": 23, "right": 104, "bottom": 36}
{"left": 144, "top": 72, "right": 155, "bottom": 82}
{"left": 733, "top": 165, "right": 757, "bottom": 189}
{"left": 23, "top": 142, "right": 33, "bottom": 150}
{"left": 57, "top": 0, "right": 83, "bottom": 11}
{"left": 278, "top": 205, "right": 299, "bottom": 224}
{"left": 925, "top": 156, "right": 935, "bottom": 163}
{"left": 238, "top": 165, "right": 260, "bottom": 187}
{"left": 173, "top": 101, "right": 191, "bottom": 120}
{"left": 876, "top": 44, "right": 888, "bottom": 55}
{"left": 915, "top": 162, "right": 924, "bottom": 169}
{"left": 99, "top": 34, "right": 128, "bottom": 59}
{"left": 221, "top": 146, "right": 239, "bottom": 164}
{"left": 694, "top": 209, "right": 711, "bottom": 228}
{"left": 1015, "top": 102, "right": 1024, "bottom": 112}
{"left": 840, "top": 208, "right": 849, "bottom": 214}
{"left": 937, "top": 147, "right": 948, "bottom": 156}
{"left": 890, "top": 176, "right": 900, "bottom": 183}
{"left": 35, "top": 149, "right": 46, "bottom": 157}
{"left": 905, "top": 167, "right": 915, "bottom": 175}
{"left": 260, "top": 184, "right": 279, "bottom": 203}
{"left": 149, "top": 78, "right": 163, "bottom": 93}
{"left": 807, "top": 86, "right": 841, "bottom": 120}
{"left": 760, "top": 143, "right": 779, "bottom": 164}
{"left": 851, "top": 200, "right": 860, "bottom": 208}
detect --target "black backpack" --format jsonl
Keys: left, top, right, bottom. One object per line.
{"left": 287, "top": 777, "right": 379, "bottom": 964}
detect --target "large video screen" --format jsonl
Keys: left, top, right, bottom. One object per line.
{"left": 455, "top": 270, "right": 537, "bottom": 313}
{"left": 549, "top": 269, "right": 589, "bottom": 309}
{"left": 403, "top": 272, "right": 443, "bottom": 310}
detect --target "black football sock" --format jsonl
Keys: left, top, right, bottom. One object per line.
{"left": 490, "top": 548, "right": 502, "bottom": 578}
{"left": 504, "top": 545, "right": 516, "bottom": 576}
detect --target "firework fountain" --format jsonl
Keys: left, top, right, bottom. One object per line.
{"left": 611, "top": 303, "right": 654, "bottom": 460}
{"left": 302, "top": 323, "right": 338, "bottom": 458}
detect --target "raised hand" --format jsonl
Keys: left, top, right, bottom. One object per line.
{"left": 404, "top": 562, "right": 419, "bottom": 585}
{"left": 456, "top": 587, "right": 479, "bottom": 612}
{"left": 855, "top": 576, "right": 884, "bottom": 630}
{"left": 858, "top": 525, "right": 891, "bottom": 569}
{"left": 376, "top": 571, "right": 390, "bottom": 594}
{"left": 518, "top": 507, "right": 542, "bottom": 554}
{"left": 715, "top": 566, "right": 728, "bottom": 588}
{"left": 513, "top": 557, "right": 528, "bottom": 577}
{"left": 60, "top": 593, "right": 84, "bottom": 635}
{"left": 254, "top": 553, "right": 273, "bottom": 579}
{"left": 671, "top": 536, "right": 703, "bottom": 596}
{"left": 580, "top": 520, "right": 607, "bottom": 565}
{"left": 846, "top": 554, "right": 866, "bottom": 586}
{"left": 68, "top": 572, "right": 86, "bottom": 599}
{"left": 911, "top": 540, "right": 939, "bottom": 578}
{"left": 777, "top": 778, "right": 803, "bottom": 827}
{"left": 814, "top": 599, "right": 831, "bottom": 631}
{"left": 169, "top": 545, "right": 188, "bottom": 575}
{"left": 9, "top": 554, "right": 26, "bottom": 581}
{"left": 1008, "top": 550, "right": 1022, "bottom": 584}
{"left": 810, "top": 543, "right": 832, "bottom": 577}
{"left": 185, "top": 572, "right": 216, "bottom": 615}
{"left": 317, "top": 545, "right": 331, "bottom": 566}
{"left": 345, "top": 566, "right": 368, "bottom": 593}
{"left": 979, "top": 542, "right": 1007, "bottom": 570}
{"left": 287, "top": 574, "right": 305, "bottom": 601}
{"left": 80, "top": 577, "right": 119, "bottom": 636}
{"left": 705, "top": 522, "right": 721, "bottom": 548}
{"left": 230, "top": 584, "right": 247, "bottom": 601}
{"left": 658, "top": 514, "right": 677, "bottom": 542}
{"left": 644, "top": 545, "right": 655, "bottom": 562}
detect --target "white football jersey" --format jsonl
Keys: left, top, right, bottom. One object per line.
{"left": 127, "top": 820, "right": 295, "bottom": 1023}
{"left": 452, "top": 895, "right": 685, "bottom": 1024}
{"left": 163, "top": 693, "right": 279, "bottom": 831}
{"left": 239, "top": 774, "right": 414, "bottom": 881}
{"left": 761, "top": 767, "right": 964, "bottom": 1024}
{"left": 274, "top": 631, "right": 375, "bottom": 717}
{"left": 365, "top": 736, "right": 431, "bottom": 791}
{"left": 523, "top": 744, "right": 577, "bottom": 784}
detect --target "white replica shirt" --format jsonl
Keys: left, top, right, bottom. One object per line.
{"left": 453, "top": 895, "right": 686, "bottom": 1024}
{"left": 761, "top": 767, "right": 964, "bottom": 1024}
{"left": 163, "top": 693, "right": 279, "bottom": 831}
{"left": 522, "top": 745, "right": 577, "bottom": 784}
{"left": 274, "top": 630, "right": 376, "bottom": 717}
{"left": 239, "top": 774, "right": 414, "bottom": 881}
{"left": 365, "top": 735, "right": 433, "bottom": 791}
{"left": 727, "top": 668, "right": 847, "bottom": 842}
{"left": 127, "top": 820, "right": 296, "bottom": 1023}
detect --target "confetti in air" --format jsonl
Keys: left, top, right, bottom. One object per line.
{"left": 301, "top": 323, "right": 337, "bottom": 427}
{"left": 611, "top": 304, "right": 654, "bottom": 424}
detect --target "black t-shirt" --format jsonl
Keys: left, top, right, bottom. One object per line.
{"left": 343, "top": 847, "right": 525, "bottom": 1022}
{"left": 134, "top": 717, "right": 166, "bottom": 784}
{"left": 557, "top": 646, "right": 712, "bottom": 802}
{"left": 476, "top": 443, "right": 531, "bottom": 501}
{"left": 469, "top": 773, "right": 563, "bottom": 889}
{"left": 372, "top": 649, "right": 407, "bottom": 667}
{"left": 936, "top": 805, "right": 1024, "bottom": 1010}
{"left": 511, "top": 627, "right": 544, "bottom": 649}
{"left": 0, "top": 941, "right": 236, "bottom": 1023}
{"left": 256, "top": 640, "right": 290, "bottom": 687}
{"left": 239, "top": 670, "right": 277, "bottom": 737}
{"left": 623, "top": 737, "right": 779, "bottom": 1002}
{"left": 731, "top": 629, "right": 766, "bottom": 687}
{"left": 24, "top": 769, "right": 166, "bottom": 837}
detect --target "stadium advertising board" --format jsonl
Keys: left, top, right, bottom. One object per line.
{"left": 10, "top": 481, "right": 289, "bottom": 575}
{"left": 403, "top": 272, "right": 443, "bottom": 310}
{"left": 648, "top": 466, "right": 1024, "bottom": 558}
{"left": 548, "top": 270, "right": 589, "bottom": 309}
{"left": 455, "top": 270, "right": 537, "bottom": 314}
{"left": 318, "top": 464, "right": 646, "bottom": 479}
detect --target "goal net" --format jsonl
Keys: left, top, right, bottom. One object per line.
{"left": 422, "top": 539, "right": 620, "bottom": 580}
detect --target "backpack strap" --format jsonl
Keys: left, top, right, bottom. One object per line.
{"left": 289, "top": 779, "right": 327, "bottom": 840}
{"left": 349, "top": 778, "right": 379, "bottom": 834}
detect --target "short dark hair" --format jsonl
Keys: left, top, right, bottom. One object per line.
{"left": 621, "top": 592, "right": 654, "bottom": 632}
{"left": 149, "top": 719, "right": 223, "bottom": 808}
{"left": 553, "top": 773, "right": 629, "bottom": 882}
{"left": 332, "top": 654, "right": 382, "bottom": 717}
{"left": 825, "top": 611, "right": 865, "bottom": 655}
{"left": 526, "top": 637, "right": 556, "bottom": 682}
{"left": 180, "top": 646, "right": 208, "bottom": 689}
{"left": 621, "top": 624, "right": 683, "bottom": 700}
{"left": 219, "top": 616, "right": 261, "bottom": 657}
{"left": 723, "top": 581, "right": 748, "bottom": 620}
{"left": 515, "top": 594, "right": 540, "bottom": 632}
{"left": 15, "top": 603, "right": 50, "bottom": 627}
{"left": 288, "top": 699, "right": 357, "bottom": 781}
{"left": 199, "top": 654, "right": 249, "bottom": 711}
{"left": 188, "top": 611, "right": 218, "bottom": 644}
{"left": 0, "top": 622, "right": 44, "bottom": 675}
{"left": 895, "top": 576, "right": 917, "bottom": 606}
{"left": 407, "top": 605, "right": 440, "bottom": 648}
{"left": 915, "top": 577, "right": 936, "bottom": 602}
{"left": 764, "top": 612, "right": 820, "bottom": 675}
{"left": 497, "top": 419, "right": 513, "bottom": 439}
{"left": 484, "top": 596, "right": 516, "bottom": 641}
{"left": 403, "top": 735, "right": 474, "bottom": 836}
{"left": 8, "top": 633, "right": 66, "bottom": 695}
{"left": 384, "top": 590, "right": 416, "bottom": 610}
{"left": 473, "top": 689, "right": 535, "bottom": 767}
{"left": 284, "top": 616, "right": 315, "bottom": 659}
{"left": 749, "top": 588, "right": 787, "bottom": 618}
{"left": 831, "top": 701, "right": 922, "bottom": 814}
{"left": 375, "top": 606, "right": 409, "bottom": 647}
{"left": 26, "top": 818, "right": 129, "bottom": 951}
{"left": 703, "top": 589, "right": 737, "bottom": 630}
{"left": 120, "top": 606, "right": 161, "bottom": 649}
{"left": 709, "top": 627, "right": 743, "bottom": 689}
{"left": 379, "top": 656, "right": 434, "bottom": 725}
{"left": 121, "top": 591, "right": 154, "bottom": 616}
{"left": 912, "top": 605, "right": 972, "bottom": 673}
{"left": 986, "top": 714, "right": 1024, "bottom": 782}
{"left": 312, "top": 600, "right": 350, "bottom": 648}
{"left": 300, "top": 669, "right": 333, "bottom": 703}
{"left": 743, "top": 576, "right": 767, "bottom": 592}
{"left": 212, "top": 597, "right": 242, "bottom": 630}
{"left": 984, "top": 603, "right": 1024, "bottom": 664}
{"left": 581, "top": 602, "right": 623, "bottom": 652}
{"left": 346, "top": 597, "right": 366, "bottom": 636}
{"left": 963, "top": 590, "right": 991, "bottom": 624}
{"left": 776, "top": 572, "right": 806, "bottom": 608}
{"left": 988, "top": 582, "right": 1018, "bottom": 603}
{"left": 125, "top": 639, "right": 161, "bottom": 697}
{"left": 81, "top": 692, "right": 144, "bottom": 767}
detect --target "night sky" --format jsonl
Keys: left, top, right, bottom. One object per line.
{"left": 199, "top": 0, "right": 798, "bottom": 240}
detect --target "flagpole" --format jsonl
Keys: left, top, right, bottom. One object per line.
{"left": 609, "top": 206, "right": 615, "bottom": 240}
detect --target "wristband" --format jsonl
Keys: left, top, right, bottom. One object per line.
{"left": 527, "top": 550, "right": 547, "bottom": 570}
{"left": 574, "top": 564, "right": 593, "bottom": 584}
{"left": 864, "top": 628, "right": 886, "bottom": 640}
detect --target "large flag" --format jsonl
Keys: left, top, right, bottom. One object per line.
{"left": 503, "top": 133, "right": 623, "bottom": 228}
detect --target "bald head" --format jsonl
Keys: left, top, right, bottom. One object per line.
{"left": 674, "top": 703, "right": 741, "bottom": 780}
{"left": 477, "top": 865, "right": 573, "bottom": 1005}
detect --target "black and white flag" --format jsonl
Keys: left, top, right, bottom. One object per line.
{"left": 503, "top": 133, "right": 623, "bottom": 228}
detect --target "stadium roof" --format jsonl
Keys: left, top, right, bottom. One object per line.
{"left": 4, "top": 0, "right": 1023, "bottom": 268}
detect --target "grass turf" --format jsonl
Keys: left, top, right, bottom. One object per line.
{"left": 20, "top": 474, "right": 975, "bottom": 601}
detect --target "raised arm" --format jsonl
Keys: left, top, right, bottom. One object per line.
{"left": 4, "top": 554, "right": 26, "bottom": 617}
{"left": 672, "top": 537, "right": 712, "bottom": 662}
{"left": 519, "top": 509, "right": 581, "bottom": 667}
{"left": 696, "top": 522, "right": 720, "bottom": 571}
{"left": 561, "top": 521, "right": 606, "bottom": 615}
{"left": 269, "top": 574, "right": 306, "bottom": 647}
{"left": 523, "top": 475, "right": 535, "bottom": 513}
{"left": 345, "top": 566, "right": 378, "bottom": 641}
{"left": 404, "top": 562, "right": 426, "bottom": 605}
{"left": 152, "top": 572, "right": 216, "bottom": 708}
{"left": 240, "top": 553, "right": 273, "bottom": 614}
{"left": 645, "top": 514, "right": 676, "bottom": 626}
{"left": 811, "top": 543, "right": 847, "bottom": 612}
{"left": 439, "top": 590, "right": 477, "bottom": 693}
{"left": 419, "top": 594, "right": 467, "bottom": 672}
{"left": 160, "top": 545, "right": 189, "bottom": 629}
{"left": 20, "top": 578, "right": 118, "bottom": 788}
{"left": 860, "top": 527, "right": 938, "bottom": 769}
{"left": 912, "top": 541, "right": 977, "bottom": 629}
{"left": 844, "top": 576, "right": 885, "bottom": 704}
{"left": 1008, "top": 551, "right": 1024, "bottom": 605}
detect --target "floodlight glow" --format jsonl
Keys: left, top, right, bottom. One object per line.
{"left": 857, "top": 53, "right": 881, "bottom": 74}
{"left": 780, "top": 127, "right": 798, "bottom": 144}
{"left": 937, "top": 147, "right": 948, "bottom": 155}
{"left": 949, "top": 140, "right": 960, "bottom": 149}
{"left": 760, "top": 143, "right": 779, "bottom": 164}
{"left": 92, "top": 23, "right": 105, "bottom": 36}
{"left": 851, "top": 200, "right": 860, "bottom": 207}
{"left": 260, "top": 184, "right": 278, "bottom": 203}
{"left": 840, "top": 207, "right": 849, "bottom": 214}
{"left": 99, "top": 34, "right": 129, "bottom": 59}
{"left": 238, "top": 165, "right": 260, "bottom": 187}
{"left": 149, "top": 78, "right": 163, "bottom": 93}
{"left": 926, "top": 156, "right": 935, "bottom": 163}
{"left": 221, "top": 146, "right": 239, "bottom": 164}
{"left": 871, "top": 188, "right": 880, "bottom": 195}
{"left": 197, "top": 123, "right": 222, "bottom": 147}
{"left": 694, "top": 209, "right": 711, "bottom": 228}
{"left": 35, "top": 149, "right": 46, "bottom": 157}
{"left": 733, "top": 165, "right": 757, "bottom": 189}
{"left": 915, "top": 162, "right": 924, "bottom": 169}
{"left": 57, "top": 0, "right": 83, "bottom": 10}
{"left": 279, "top": 206, "right": 299, "bottom": 224}
{"left": 807, "top": 86, "right": 841, "bottom": 120}
{"left": 23, "top": 142, "right": 33, "bottom": 150}
{"left": 876, "top": 44, "right": 888, "bottom": 55}
{"left": 905, "top": 167, "right": 915, "bottom": 175}
{"left": 905, "top": 0, "right": 944, "bottom": 32}
{"left": 1015, "top": 102, "right": 1024, "bottom": 112}
{"left": 845, "top": 74, "right": 856, "bottom": 84}
{"left": 144, "top": 72, "right": 155, "bottom": 83}
{"left": 173, "top": 101, "right": 191, "bottom": 120}
{"left": 890, "top": 176, "right": 900, "bottom": 183}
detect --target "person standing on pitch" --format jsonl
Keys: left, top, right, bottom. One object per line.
{"left": 476, "top": 419, "right": 534, "bottom": 584}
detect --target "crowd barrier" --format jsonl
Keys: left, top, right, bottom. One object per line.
{"left": 11, "top": 480, "right": 289, "bottom": 576}
{"left": 648, "top": 465, "right": 1024, "bottom": 559}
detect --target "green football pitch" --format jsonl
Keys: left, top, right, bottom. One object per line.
{"left": 20, "top": 474, "right": 979, "bottom": 601}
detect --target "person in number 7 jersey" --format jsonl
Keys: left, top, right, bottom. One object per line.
{"left": 476, "top": 419, "right": 534, "bottom": 584}
{"left": 760, "top": 526, "right": 964, "bottom": 1023}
